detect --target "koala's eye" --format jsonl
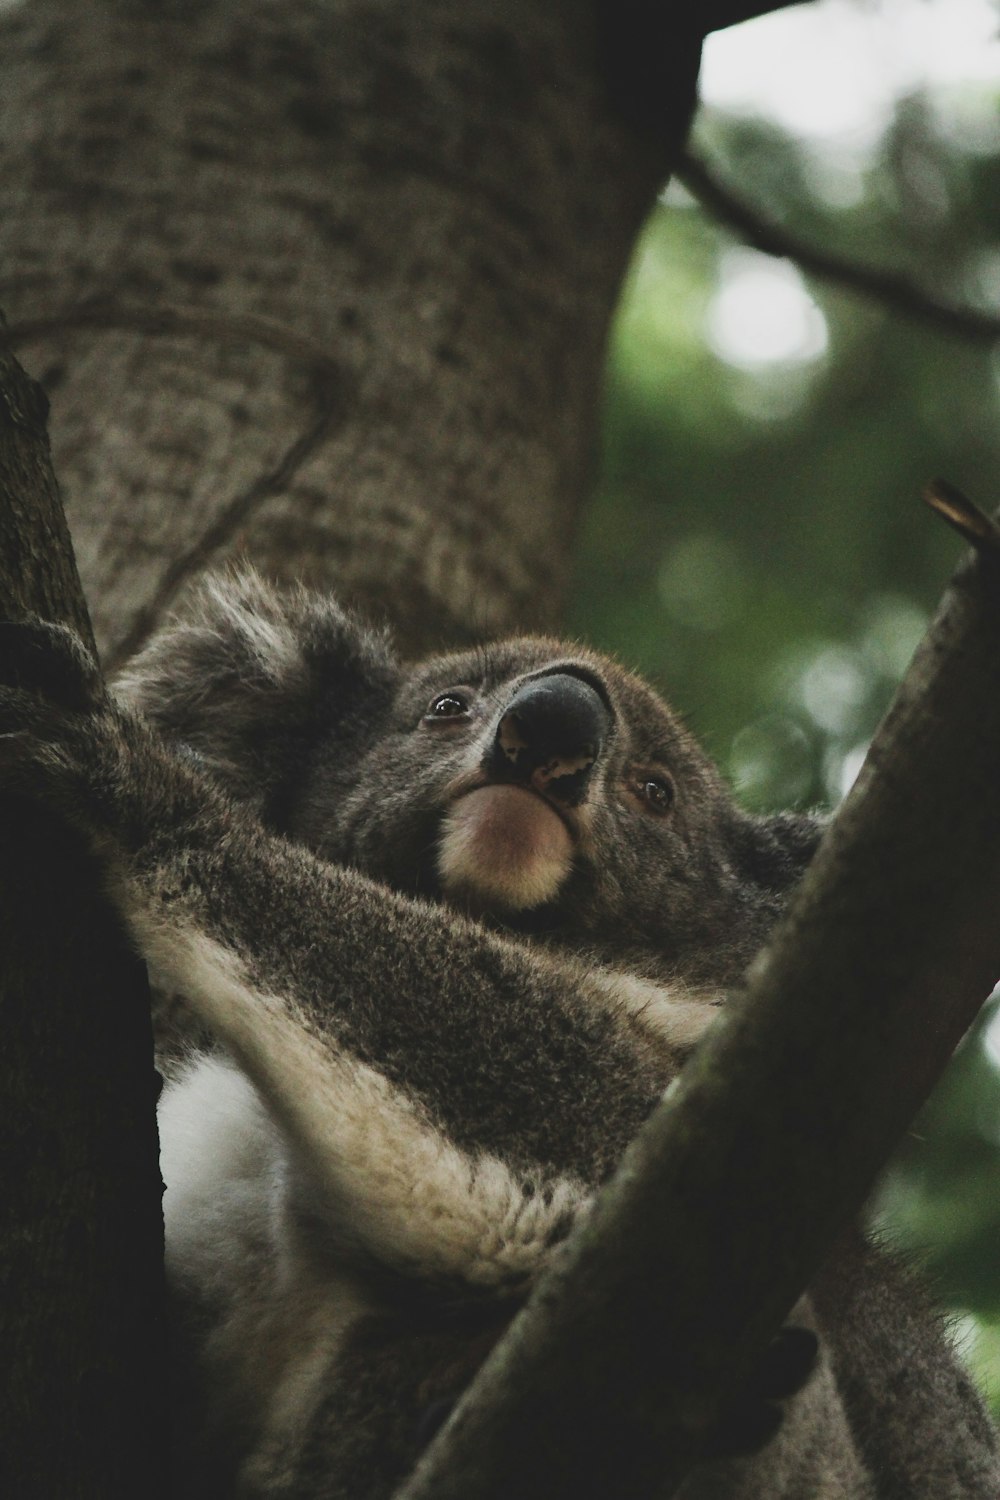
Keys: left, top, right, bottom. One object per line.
{"left": 635, "top": 774, "right": 674, "bottom": 815}
{"left": 425, "top": 691, "right": 471, "bottom": 720}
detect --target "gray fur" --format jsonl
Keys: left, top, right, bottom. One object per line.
{"left": 1, "top": 569, "right": 996, "bottom": 1498}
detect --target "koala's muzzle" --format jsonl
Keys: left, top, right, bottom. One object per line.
{"left": 489, "top": 672, "right": 610, "bottom": 808}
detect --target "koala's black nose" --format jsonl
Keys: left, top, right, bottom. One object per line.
{"left": 489, "top": 672, "right": 611, "bottom": 807}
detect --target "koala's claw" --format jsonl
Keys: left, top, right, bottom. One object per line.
{"left": 0, "top": 617, "right": 103, "bottom": 712}
{"left": 709, "top": 1325, "right": 819, "bottom": 1459}
{"left": 0, "top": 671, "right": 112, "bottom": 840}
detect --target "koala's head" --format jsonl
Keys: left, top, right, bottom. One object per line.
{"left": 119, "top": 570, "right": 821, "bottom": 985}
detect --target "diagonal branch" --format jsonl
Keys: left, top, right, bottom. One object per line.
{"left": 0, "top": 328, "right": 96, "bottom": 640}
{"left": 398, "top": 484, "right": 1000, "bottom": 1499}
{"left": 0, "top": 323, "right": 165, "bottom": 1500}
{"left": 678, "top": 150, "right": 1000, "bottom": 343}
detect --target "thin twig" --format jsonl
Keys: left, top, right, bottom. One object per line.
{"left": 924, "top": 478, "right": 1000, "bottom": 559}
{"left": 677, "top": 150, "right": 1000, "bottom": 344}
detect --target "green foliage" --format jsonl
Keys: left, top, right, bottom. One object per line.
{"left": 571, "top": 99, "right": 1000, "bottom": 1411}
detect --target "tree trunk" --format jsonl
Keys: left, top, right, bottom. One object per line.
{"left": 1, "top": 0, "right": 704, "bottom": 660}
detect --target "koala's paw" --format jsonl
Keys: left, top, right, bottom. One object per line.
{"left": 708, "top": 1324, "right": 819, "bottom": 1458}
{"left": 0, "top": 619, "right": 115, "bottom": 830}
{"left": 0, "top": 617, "right": 104, "bottom": 713}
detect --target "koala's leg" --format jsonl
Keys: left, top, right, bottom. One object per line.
{"left": 675, "top": 1301, "right": 876, "bottom": 1500}
{"left": 812, "top": 1229, "right": 1000, "bottom": 1499}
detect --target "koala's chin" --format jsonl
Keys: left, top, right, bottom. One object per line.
{"left": 436, "top": 784, "right": 574, "bottom": 912}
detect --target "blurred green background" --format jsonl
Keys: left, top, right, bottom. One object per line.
{"left": 570, "top": 0, "right": 1000, "bottom": 1413}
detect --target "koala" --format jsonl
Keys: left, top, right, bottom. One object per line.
{"left": 0, "top": 569, "right": 996, "bottom": 1499}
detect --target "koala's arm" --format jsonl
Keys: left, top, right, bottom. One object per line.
{"left": 0, "top": 628, "right": 695, "bottom": 1286}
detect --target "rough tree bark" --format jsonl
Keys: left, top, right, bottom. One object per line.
{"left": 0, "top": 0, "right": 708, "bottom": 659}
{"left": 0, "top": 332, "right": 166, "bottom": 1499}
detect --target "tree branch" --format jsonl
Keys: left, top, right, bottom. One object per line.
{"left": 0, "top": 323, "right": 165, "bottom": 1499}
{"left": 0, "top": 325, "right": 96, "bottom": 640}
{"left": 399, "top": 489, "right": 1000, "bottom": 1498}
{"left": 924, "top": 477, "right": 1000, "bottom": 557}
{"left": 678, "top": 150, "right": 1000, "bottom": 343}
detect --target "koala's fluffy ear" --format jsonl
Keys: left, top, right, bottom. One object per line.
{"left": 114, "top": 568, "right": 399, "bottom": 822}
{"left": 726, "top": 808, "right": 826, "bottom": 900}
